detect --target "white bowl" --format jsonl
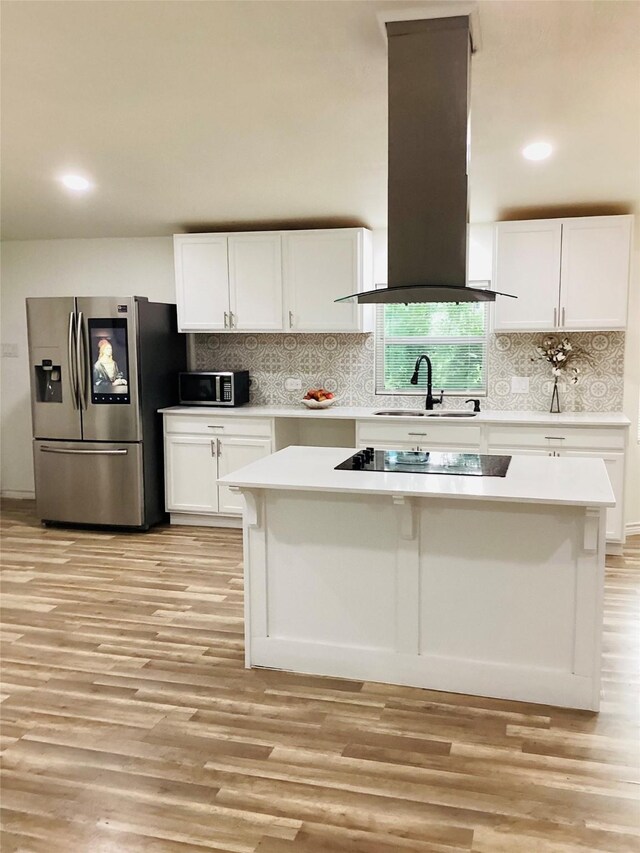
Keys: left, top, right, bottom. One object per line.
{"left": 302, "top": 397, "right": 336, "bottom": 409}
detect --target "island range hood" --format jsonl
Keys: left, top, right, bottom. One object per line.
{"left": 337, "top": 15, "right": 515, "bottom": 305}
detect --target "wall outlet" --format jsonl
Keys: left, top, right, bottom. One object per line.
{"left": 511, "top": 376, "right": 530, "bottom": 394}
{"left": 284, "top": 377, "right": 302, "bottom": 392}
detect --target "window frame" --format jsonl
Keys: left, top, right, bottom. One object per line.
{"left": 374, "top": 282, "right": 491, "bottom": 397}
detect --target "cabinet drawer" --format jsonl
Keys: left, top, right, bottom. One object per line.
{"left": 165, "top": 415, "right": 273, "bottom": 438}
{"left": 357, "top": 421, "right": 481, "bottom": 447}
{"left": 487, "top": 426, "right": 625, "bottom": 451}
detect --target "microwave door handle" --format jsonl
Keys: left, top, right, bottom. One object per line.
{"left": 215, "top": 375, "right": 221, "bottom": 402}
{"left": 67, "top": 312, "right": 79, "bottom": 409}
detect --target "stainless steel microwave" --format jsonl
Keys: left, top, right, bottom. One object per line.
{"left": 178, "top": 371, "right": 250, "bottom": 407}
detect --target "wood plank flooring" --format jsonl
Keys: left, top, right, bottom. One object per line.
{"left": 1, "top": 498, "right": 638, "bottom": 852}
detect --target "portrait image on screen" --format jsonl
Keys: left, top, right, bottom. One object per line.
{"left": 89, "top": 318, "right": 130, "bottom": 402}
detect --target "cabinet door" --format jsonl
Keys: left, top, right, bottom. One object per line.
{"left": 492, "top": 220, "right": 562, "bottom": 332}
{"left": 174, "top": 235, "right": 230, "bottom": 332}
{"left": 559, "top": 216, "right": 632, "bottom": 331}
{"left": 228, "top": 233, "right": 283, "bottom": 331}
{"left": 283, "top": 229, "right": 371, "bottom": 332}
{"left": 468, "top": 223, "right": 494, "bottom": 283}
{"left": 165, "top": 435, "right": 219, "bottom": 513}
{"left": 564, "top": 450, "right": 625, "bottom": 542}
{"left": 217, "top": 437, "right": 272, "bottom": 515}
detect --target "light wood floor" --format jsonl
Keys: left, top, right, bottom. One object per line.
{"left": 1, "top": 499, "right": 638, "bottom": 853}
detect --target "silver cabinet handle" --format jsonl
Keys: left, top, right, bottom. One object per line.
{"left": 211, "top": 439, "right": 216, "bottom": 457}
{"left": 67, "top": 312, "right": 79, "bottom": 410}
{"left": 229, "top": 311, "right": 235, "bottom": 328}
{"left": 40, "top": 446, "right": 128, "bottom": 456}
{"left": 207, "top": 424, "right": 224, "bottom": 429}
{"left": 408, "top": 432, "right": 428, "bottom": 436}
{"left": 289, "top": 310, "right": 294, "bottom": 329}
{"left": 553, "top": 307, "right": 557, "bottom": 327}
{"left": 561, "top": 306, "right": 566, "bottom": 326}
{"left": 544, "top": 436, "right": 565, "bottom": 440}
{"left": 217, "top": 437, "right": 221, "bottom": 457}
{"left": 224, "top": 312, "right": 229, "bottom": 329}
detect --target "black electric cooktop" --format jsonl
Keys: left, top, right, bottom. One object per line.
{"left": 335, "top": 449, "right": 512, "bottom": 478}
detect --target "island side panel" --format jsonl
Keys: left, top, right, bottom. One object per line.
{"left": 417, "top": 499, "right": 604, "bottom": 710}
{"left": 244, "top": 488, "right": 606, "bottom": 710}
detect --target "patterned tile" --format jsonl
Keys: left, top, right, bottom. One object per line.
{"left": 191, "top": 331, "right": 625, "bottom": 413}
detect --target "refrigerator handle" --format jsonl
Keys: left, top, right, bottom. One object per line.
{"left": 67, "top": 312, "right": 79, "bottom": 409}
{"left": 40, "top": 446, "right": 128, "bottom": 456}
{"left": 76, "top": 311, "right": 89, "bottom": 409}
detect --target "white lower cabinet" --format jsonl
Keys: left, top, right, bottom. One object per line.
{"left": 487, "top": 426, "right": 627, "bottom": 544}
{"left": 163, "top": 413, "right": 628, "bottom": 541}
{"left": 564, "top": 450, "right": 625, "bottom": 542}
{"left": 165, "top": 435, "right": 219, "bottom": 513}
{"left": 164, "top": 417, "right": 273, "bottom": 521}
{"left": 217, "top": 437, "right": 272, "bottom": 514}
{"left": 356, "top": 421, "right": 482, "bottom": 450}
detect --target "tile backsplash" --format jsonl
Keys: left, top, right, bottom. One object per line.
{"left": 191, "top": 331, "right": 624, "bottom": 412}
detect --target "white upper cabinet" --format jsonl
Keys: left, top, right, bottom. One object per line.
{"left": 283, "top": 228, "right": 373, "bottom": 332}
{"left": 228, "top": 233, "right": 283, "bottom": 331}
{"left": 174, "top": 227, "right": 372, "bottom": 333}
{"left": 467, "top": 223, "right": 494, "bottom": 283}
{"left": 493, "top": 220, "right": 562, "bottom": 331}
{"left": 492, "top": 215, "right": 632, "bottom": 333}
{"left": 559, "top": 216, "right": 632, "bottom": 330}
{"left": 174, "top": 235, "right": 229, "bottom": 331}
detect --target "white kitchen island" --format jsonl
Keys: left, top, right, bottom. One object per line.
{"left": 218, "top": 445, "right": 615, "bottom": 711}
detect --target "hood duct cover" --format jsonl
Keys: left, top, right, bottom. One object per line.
{"left": 337, "top": 16, "right": 514, "bottom": 305}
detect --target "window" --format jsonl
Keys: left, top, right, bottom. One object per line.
{"left": 375, "top": 288, "right": 489, "bottom": 395}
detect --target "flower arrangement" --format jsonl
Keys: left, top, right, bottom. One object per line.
{"left": 531, "top": 336, "right": 592, "bottom": 412}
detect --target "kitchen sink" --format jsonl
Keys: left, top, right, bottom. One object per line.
{"left": 373, "top": 410, "right": 477, "bottom": 418}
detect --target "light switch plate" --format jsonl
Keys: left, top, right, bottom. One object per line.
{"left": 284, "top": 377, "right": 302, "bottom": 392}
{"left": 511, "top": 376, "right": 530, "bottom": 394}
{"left": 1, "top": 343, "right": 19, "bottom": 358}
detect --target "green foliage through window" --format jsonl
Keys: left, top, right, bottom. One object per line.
{"left": 375, "top": 301, "right": 488, "bottom": 395}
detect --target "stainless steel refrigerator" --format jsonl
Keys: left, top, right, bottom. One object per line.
{"left": 27, "top": 296, "right": 186, "bottom": 529}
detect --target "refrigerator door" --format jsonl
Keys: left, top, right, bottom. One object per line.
{"left": 76, "top": 296, "right": 143, "bottom": 441}
{"left": 26, "top": 297, "right": 82, "bottom": 440}
{"left": 33, "top": 439, "right": 145, "bottom": 527}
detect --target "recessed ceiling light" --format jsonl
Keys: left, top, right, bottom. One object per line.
{"left": 59, "top": 174, "right": 93, "bottom": 192}
{"left": 522, "top": 141, "right": 553, "bottom": 162}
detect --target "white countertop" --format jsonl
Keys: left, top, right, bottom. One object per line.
{"left": 160, "top": 404, "right": 630, "bottom": 427}
{"left": 217, "top": 445, "right": 616, "bottom": 508}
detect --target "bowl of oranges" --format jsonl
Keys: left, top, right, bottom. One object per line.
{"left": 302, "top": 388, "right": 336, "bottom": 409}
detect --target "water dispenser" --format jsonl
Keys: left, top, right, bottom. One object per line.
{"left": 34, "top": 359, "right": 63, "bottom": 403}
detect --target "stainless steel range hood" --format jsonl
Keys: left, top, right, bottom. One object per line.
{"left": 337, "top": 16, "right": 514, "bottom": 305}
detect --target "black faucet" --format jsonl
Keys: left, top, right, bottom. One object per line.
{"left": 410, "top": 354, "right": 443, "bottom": 410}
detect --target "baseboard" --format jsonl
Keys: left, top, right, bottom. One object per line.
{"left": 1, "top": 490, "right": 35, "bottom": 500}
{"left": 626, "top": 522, "right": 640, "bottom": 537}
{"left": 169, "top": 512, "right": 242, "bottom": 528}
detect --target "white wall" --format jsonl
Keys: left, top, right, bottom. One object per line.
{"left": 0, "top": 237, "right": 175, "bottom": 496}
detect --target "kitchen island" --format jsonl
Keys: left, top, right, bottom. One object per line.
{"left": 219, "top": 445, "right": 615, "bottom": 710}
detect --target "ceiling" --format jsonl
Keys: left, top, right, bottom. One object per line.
{"left": 1, "top": 0, "right": 639, "bottom": 240}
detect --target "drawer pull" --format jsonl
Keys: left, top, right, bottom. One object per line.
{"left": 207, "top": 425, "right": 225, "bottom": 430}
{"left": 408, "top": 432, "right": 428, "bottom": 437}
{"left": 545, "top": 436, "right": 565, "bottom": 440}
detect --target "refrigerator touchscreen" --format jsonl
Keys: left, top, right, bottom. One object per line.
{"left": 89, "top": 318, "right": 130, "bottom": 404}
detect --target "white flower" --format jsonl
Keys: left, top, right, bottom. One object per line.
{"left": 556, "top": 352, "right": 566, "bottom": 361}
